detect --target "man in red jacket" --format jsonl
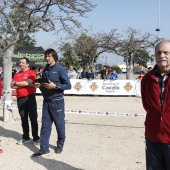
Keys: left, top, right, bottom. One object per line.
{"left": 141, "top": 40, "right": 170, "bottom": 169}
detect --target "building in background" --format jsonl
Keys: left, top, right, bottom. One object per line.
{"left": 117, "top": 64, "right": 127, "bottom": 73}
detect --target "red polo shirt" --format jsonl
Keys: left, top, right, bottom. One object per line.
{"left": 13, "top": 69, "right": 36, "bottom": 98}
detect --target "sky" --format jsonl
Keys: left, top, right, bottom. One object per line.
{"left": 35, "top": 0, "right": 170, "bottom": 65}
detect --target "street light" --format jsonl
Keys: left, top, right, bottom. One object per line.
{"left": 155, "top": 0, "right": 160, "bottom": 38}
{"left": 105, "top": 56, "right": 108, "bottom": 65}
{"left": 97, "top": 59, "right": 103, "bottom": 70}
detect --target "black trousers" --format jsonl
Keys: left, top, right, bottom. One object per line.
{"left": 146, "top": 138, "right": 170, "bottom": 170}
{"left": 17, "top": 93, "right": 39, "bottom": 141}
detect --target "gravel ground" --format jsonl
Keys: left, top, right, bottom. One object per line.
{"left": 0, "top": 95, "right": 146, "bottom": 170}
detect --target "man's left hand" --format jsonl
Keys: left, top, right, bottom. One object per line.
{"left": 43, "top": 82, "right": 57, "bottom": 89}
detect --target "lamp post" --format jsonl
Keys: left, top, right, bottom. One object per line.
{"left": 97, "top": 59, "right": 103, "bottom": 70}
{"left": 105, "top": 56, "right": 108, "bottom": 66}
{"left": 102, "top": 56, "right": 107, "bottom": 66}
{"left": 155, "top": 0, "right": 160, "bottom": 39}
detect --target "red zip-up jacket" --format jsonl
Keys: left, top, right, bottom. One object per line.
{"left": 141, "top": 66, "right": 170, "bottom": 143}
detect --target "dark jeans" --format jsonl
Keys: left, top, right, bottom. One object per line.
{"left": 17, "top": 93, "right": 39, "bottom": 141}
{"left": 40, "top": 97, "right": 65, "bottom": 152}
{"left": 146, "top": 138, "right": 170, "bottom": 170}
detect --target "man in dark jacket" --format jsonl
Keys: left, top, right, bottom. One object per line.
{"left": 101, "top": 66, "right": 106, "bottom": 79}
{"left": 141, "top": 40, "right": 170, "bottom": 169}
{"left": 80, "top": 67, "right": 88, "bottom": 79}
{"left": 32, "top": 49, "right": 71, "bottom": 157}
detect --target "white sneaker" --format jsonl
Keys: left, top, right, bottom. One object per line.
{"left": 32, "top": 151, "right": 50, "bottom": 157}
{"left": 17, "top": 139, "right": 30, "bottom": 145}
{"left": 33, "top": 139, "right": 40, "bottom": 145}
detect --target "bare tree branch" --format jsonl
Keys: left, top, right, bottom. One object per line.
{"left": 0, "top": 0, "right": 96, "bottom": 122}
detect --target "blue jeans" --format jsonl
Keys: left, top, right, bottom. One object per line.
{"left": 146, "top": 138, "right": 170, "bottom": 170}
{"left": 40, "top": 97, "right": 65, "bottom": 152}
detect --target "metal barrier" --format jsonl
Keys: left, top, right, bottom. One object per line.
{"left": 0, "top": 88, "right": 146, "bottom": 118}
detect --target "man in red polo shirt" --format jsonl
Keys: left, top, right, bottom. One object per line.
{"left": 10, "top": 58, "right": 40, "bottom": 145}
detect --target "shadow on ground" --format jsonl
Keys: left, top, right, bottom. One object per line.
{"left": 0, "top": 124, "right": 83, "bottom": 170}
{"left": 31, "top": 156, "right": 84, "bottom": 170}
{"left": 0, "top": 125, "right": 39, "bottom": 152}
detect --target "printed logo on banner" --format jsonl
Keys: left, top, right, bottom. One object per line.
{"left": 89, "top": 82, "right": 98, "bottom": 92}
{"left": 124, "top": 82, "right": 133, "bottom": 92}
{"left": 74, "top": 82, "right": 83, "bottom": 91}
{"left": 102, "top": 81, "right": 120, "bottom": 93}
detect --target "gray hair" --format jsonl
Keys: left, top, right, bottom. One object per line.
{"left": 155, "top": 40, "right": 170, "bottom": 52}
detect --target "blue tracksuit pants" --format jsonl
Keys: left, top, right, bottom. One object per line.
{"left": 40, "top": 97, "right": 65, "bottom": 152}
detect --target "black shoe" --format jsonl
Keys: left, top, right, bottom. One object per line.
{"left": 32, "top": 151, "right": 50, "bottom": 157}
{"left": 55, "top": 147, "right": 63, "bottom": 154}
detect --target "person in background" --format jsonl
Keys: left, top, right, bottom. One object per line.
{"left": 0, "top": 66, "right": 3, "bottom": 79}
{"left": 136, "top": 71, "right": 145, "bottom": 80}
{"left": 35, "top": 68, "right": 41, "bottom": 78}
{"left": 101, "top": 66, "right": 107, "bottom": 79}
{"left": 147, "top": 66, "right": 152, "bottom": 72}
{"left": 12, "top": 67, "right": 17, "bottom": 78}
{"left": 141, "top": 40, "right": 170, "bottom": 169}
{"left": 0, "top": 134, "right": 2, "bottom": 154}
{"left": 87, "top": 68, "right": 94, "bottom": 80}
{"left": 0, "top": 77, "right": 2, "bottom": 99}
{"left": 10, "top": 58, "right": 40, "bottom": 145}
{"left": 108, "top": 67, "right": 113, "bottom": 75}
{"left": 68, "top": 65, "right": 77, "bottom": 79}
{"left": 109, "top": 70, "right": 118, "bottom": 80}
{"left": 80, "top": 67, "right": 88, "bottom": 79}
{"left": 103, "top": 69, "right": 109, "bottom": 80}
{"left": 39, "top": 67, "right": 44, "bottom": 77}
{"left": 32, "top": 48, "right": 71, "bottom": 157}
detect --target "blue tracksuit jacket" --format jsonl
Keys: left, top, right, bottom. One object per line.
{"left": 42, "top": 62, "right": 71, "bottom": 99}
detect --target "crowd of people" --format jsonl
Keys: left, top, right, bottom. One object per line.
{"left": 1, "top": 62, "right": 152, "bottom": 83}
{"left": 67, "top": 65, "right": 119, "bottom": 80}
{"left": 68, "top": 66, "right": 95, "bottom": 80}
{"left": 100, "top": 66, "right": 119, "bottom": 80}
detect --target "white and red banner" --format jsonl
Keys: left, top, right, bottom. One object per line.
{"left": 36, "top": 79, "right": 141, "bottom": 96}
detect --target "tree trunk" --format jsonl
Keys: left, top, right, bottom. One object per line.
{"left": 3, "top": 45, "right": 14, "bottom": 122}
{"left": 90, "top": 59, "right": 95, "bottom": 72}
{"left": 126, "top": 56, "right": 133, "bottom": 80}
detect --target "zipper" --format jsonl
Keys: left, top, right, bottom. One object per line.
{"left": 160, "top": 113, "right": 162, "bottom": 121}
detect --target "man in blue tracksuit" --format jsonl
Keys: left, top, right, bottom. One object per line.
{"left": 32, "top": 49, "right": 71, "bottom": 157}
